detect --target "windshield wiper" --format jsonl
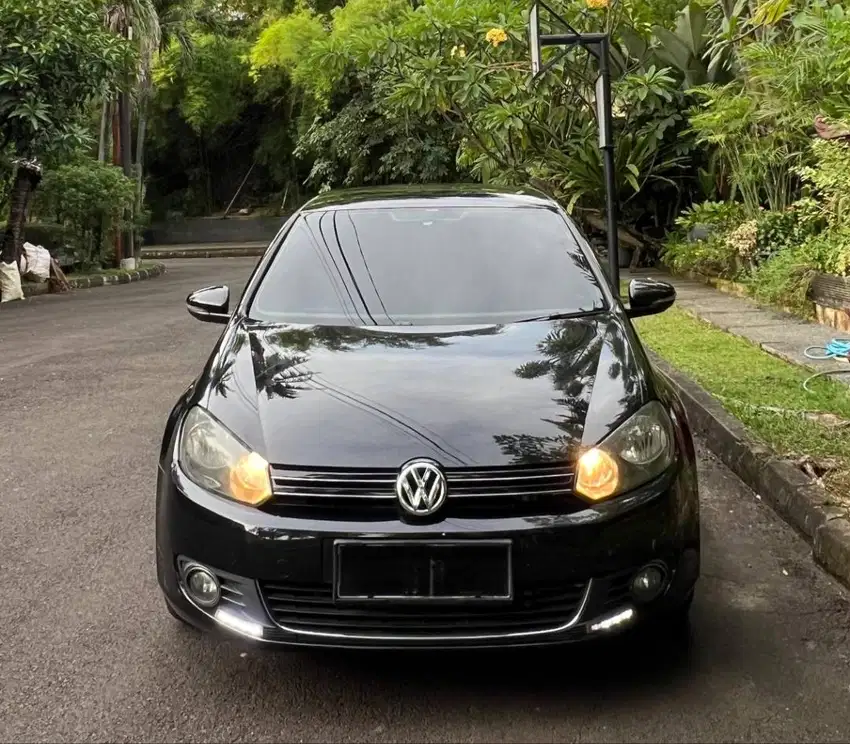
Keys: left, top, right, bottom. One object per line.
{"left": 515, "top": 309, "right": 606, "bottom": 324}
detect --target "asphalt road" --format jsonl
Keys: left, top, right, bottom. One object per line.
{"left": 1, "top": 258, "right": 850, "bottom": 743}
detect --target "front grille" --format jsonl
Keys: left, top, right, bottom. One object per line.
{"left": 259, "top": 579, "right": 587, "bottom": 636}
{"left": 264, "top": 462, "right": 582, "bottom": 519}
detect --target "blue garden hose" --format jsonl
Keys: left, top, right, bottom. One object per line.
{"left": 802, "top": 338, "right": 850, "bottom": 392}
{"left": 804, "top": 338, "right": 850, "bottom": 361}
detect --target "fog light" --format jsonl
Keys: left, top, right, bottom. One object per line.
{"left": 630, "top": 564, "right": 667, "bottom": 603}
{"left": 185, "top": 565, "right": 221, "bottom": 608}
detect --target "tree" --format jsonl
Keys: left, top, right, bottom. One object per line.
{"left": 0, "top": 0, "right": 131, "bottom": 268}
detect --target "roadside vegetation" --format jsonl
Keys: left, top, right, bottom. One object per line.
{"left": 635, "top": 306, "right": 850, "bottom": 497}
{"left": 3, "top": 0, "right": 850, "bottom": 297}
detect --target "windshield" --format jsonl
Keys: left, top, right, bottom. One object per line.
{"left": 248, "top": 205, "right": 607, "bottom": 326}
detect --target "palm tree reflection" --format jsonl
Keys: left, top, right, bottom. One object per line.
{"left": 496, "top": 318, "right": 602, "bottom": 464}
{"left": 207, "top": 331, "right": 247, "bottom": 399}
{"left": 249, "top": 333, "right": 314, "bottom": 400}
{"left": 241, "top": 324, "right": 504, "bottom": 400}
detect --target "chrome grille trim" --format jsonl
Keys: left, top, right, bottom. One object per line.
{"left": 264, "top": 463, "right": 581, "bottom": 518}
{"left": 270, "top": 463, "right": 574, "bottom": 499}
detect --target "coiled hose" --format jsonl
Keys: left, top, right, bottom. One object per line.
{"left": 803, "top": 338, "right": 850, "bottom": 392}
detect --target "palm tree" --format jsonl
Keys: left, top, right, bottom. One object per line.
{"left": 99, "top": 0, "right": 161, "bottom": 164}
{"left": 99, "top": 0, "right": 201, "bottom": 261}
{"left": 98, "top": 1, "right": 161, "bottom": 262}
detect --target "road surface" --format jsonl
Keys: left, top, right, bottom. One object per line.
{"left": 1, "top": 258, "right": 849, "bottom": 743}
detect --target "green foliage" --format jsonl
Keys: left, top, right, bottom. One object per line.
{"left": 797, "top": 139, "right": 850, "bottom": 226}
{"left": 661, "top": 198, "right": 745, "bottom": 277}
{"left": 32, "top": 159, "right": 138, "bottom": 269}
{"left": 250, "top": 7, "right": 326, "bottom": 87}
{"left": 155, "top": 33, "right": 252, "bottom": 136}
{"left": 747, "top": 242, "right": 817, "bottom": 310}
{"left": 662, "top": 233, "right": 740, "bottom": 277}
{"left": 754, "top": 198, "right": 824, "bottom": 260}
{"left": 0, "top": 0, "right": 132, "bottom": 159}
{"left": 662, "top": 0, "right": 850, "bottom": 312}
{"left": 0, "top": 221, "right": 68, "bottom": 251}
{"left": 651, "top": 3, "right": 733, "bottom": 87}
{"left": 250, "top": 0, "right": 458, "bottom": 193}
{"left": 688, "top": 1, "right": 850, "bottom": 215}
{"left": 312, "top": 0, "right": 695, "bottom": 231}
{"left": 294, "top": 95, "right": 459, "bottom": 190}
{"left": 674, "top": 198, "right": 744, "bottom": 232}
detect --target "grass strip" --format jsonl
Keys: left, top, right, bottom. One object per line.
{"left": 632, "top": 306, "right": 850, "bottom": 497}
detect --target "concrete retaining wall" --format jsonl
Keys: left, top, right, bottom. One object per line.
{"left": 143, "top": 215, "right": 287, "bottom": 246}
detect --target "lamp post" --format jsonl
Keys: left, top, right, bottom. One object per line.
{"left": 529, "top": 1, "right": 620, "bottom": 290}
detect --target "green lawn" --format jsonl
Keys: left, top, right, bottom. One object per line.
{"left": 633, "top": 306, "right": 850, "bottom": 496}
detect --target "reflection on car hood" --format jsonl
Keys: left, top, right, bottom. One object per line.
{"left": 197, "top": 316, "right": 651, "bottom": 469}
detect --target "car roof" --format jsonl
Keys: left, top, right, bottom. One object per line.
{"left": 300, "top": 184, "right": 560, "bottom": 212}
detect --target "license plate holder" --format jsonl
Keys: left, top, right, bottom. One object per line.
{"left": 333, "top": 539, "right": 513, "bottom": 604}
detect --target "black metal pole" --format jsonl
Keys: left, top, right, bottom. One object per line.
{"left": 120, "top": 21, "right": 134, "bottom": 265}
{"left": 598, "top": 37, "right": 619, "bottom": 291}
{"left": 599, "top": 36, "right": 620, "bottom": 296}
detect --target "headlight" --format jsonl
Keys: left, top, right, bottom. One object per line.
{"left": 178, "top": 406, "right": 272, "bottom": 506}
{"left": 575, "top": 400, "right": 675, "bottom": 502}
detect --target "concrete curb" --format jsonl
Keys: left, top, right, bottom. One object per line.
{"left": 22, "top": 261, "right": 167, "bottom": 298}
{"left": 649, "top": 351, "right": 850, "bottom": 588}
{"left": 141, "top": 246, "right": 265, "bottom": 259}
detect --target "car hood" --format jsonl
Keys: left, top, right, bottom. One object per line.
{"left": 197, "top": 315, "right": 651, "bottom": 468}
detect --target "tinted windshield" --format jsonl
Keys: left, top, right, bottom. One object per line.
{"left": 249, "top": 206, "right": 607, "bottom": 326}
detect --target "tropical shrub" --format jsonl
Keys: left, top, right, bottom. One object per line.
{"left": 0, "top": 0, "right": 132, "bottom": 265}
{"left": 32, "top": 159, "right": 138, "bottom": 269}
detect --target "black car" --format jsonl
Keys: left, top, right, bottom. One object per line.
{"left": 156, "top": 185, "right": 700, "bottom": 650}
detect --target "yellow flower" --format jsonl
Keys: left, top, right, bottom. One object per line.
{"left": 485, "top": 27, "right": 508, "bottom": 47}
{"left": 450, "top": 44, "right": 467, "bottom": 58}
{"left": 586, "top": 0, "right": 610, "bottom": 8}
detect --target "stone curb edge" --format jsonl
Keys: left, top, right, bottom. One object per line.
{"left": 141, "top": 247, "right": 265, "bottom": 259}
{"left": 22, "top": 261, "right": 167, "bottom": 297}
{"left": 648, "top": 350, "right": 850, "bottom": 589}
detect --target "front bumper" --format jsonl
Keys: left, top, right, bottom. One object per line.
{"left": 156, "top": 464, "right": 699, "bottom": 650}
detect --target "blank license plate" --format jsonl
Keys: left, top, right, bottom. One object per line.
{"left": 333, "top": 540, "right": 513, "bottom": 603}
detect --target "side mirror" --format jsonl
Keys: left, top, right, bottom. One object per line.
{"left": 187, "top": 285, "right": 230, "bottom": 324}
{"left": 626, "top": 278, "right": 676, "bottom": 318}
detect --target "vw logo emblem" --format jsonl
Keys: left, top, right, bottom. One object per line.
{"left": 396, "top": 459, "right": 447, "bottom": 516}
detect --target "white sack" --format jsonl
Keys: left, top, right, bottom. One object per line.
{"left": 0, "top": 260, "right": 23, "bottom": 302}
{"left": 22, "top": 242, "right": 51, "bottom": 282}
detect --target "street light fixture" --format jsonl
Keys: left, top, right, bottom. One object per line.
{"left": 528, "top": 0, "right": 620, "bottom": 289}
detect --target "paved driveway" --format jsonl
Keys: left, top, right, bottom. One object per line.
{"left": 1, "top": 258, "right": 849, "bottom": 742}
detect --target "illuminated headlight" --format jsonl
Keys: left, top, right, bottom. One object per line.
{"left": 178, "top": 406, "right": 272, "bottom": 506}
{"left": 575, "top": 401, "right": 675, "bottom": 502}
